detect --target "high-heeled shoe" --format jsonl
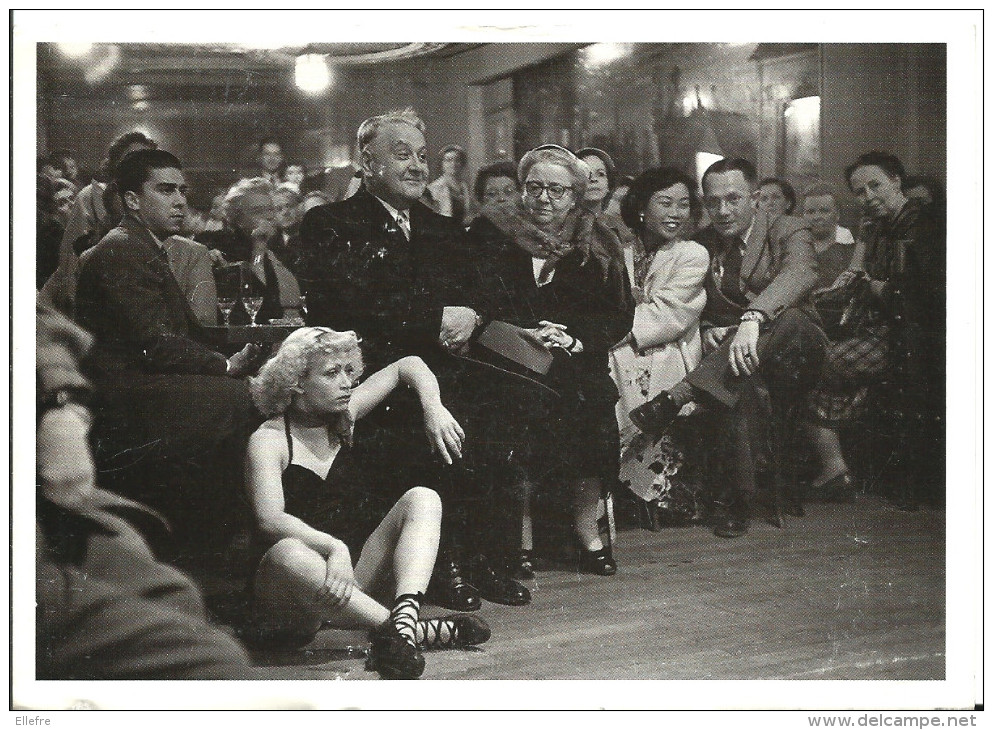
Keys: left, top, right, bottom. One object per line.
{"left": 578, "top": 546, "right": 617, "bottom": 576}
{"left": 508, "top": 549, "right": 535, "bottom": 580}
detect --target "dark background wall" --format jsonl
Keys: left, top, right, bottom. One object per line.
{"left": 39, "top": 42, "right": 946, "bottom": 224}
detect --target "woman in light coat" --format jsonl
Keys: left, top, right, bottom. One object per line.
{"left": 609, "top": 167, "right": 709, "bottom": 502}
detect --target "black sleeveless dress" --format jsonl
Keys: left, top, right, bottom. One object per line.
{"left": 254, "top": 414, "right": 387, "bottom": 563}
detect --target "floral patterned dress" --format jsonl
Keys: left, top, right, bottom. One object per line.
{"left": 609, "top": 237, "right": 709, "bottom": 506}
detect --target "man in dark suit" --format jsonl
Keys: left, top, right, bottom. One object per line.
{"left": 299, "top": 109, "right": 530, "bottom": 612}
{"left": 631, "top": 158, "right": 827, "bottom": 538}
{"left": 75, "top": 149, "right": 260, "bottom": 553}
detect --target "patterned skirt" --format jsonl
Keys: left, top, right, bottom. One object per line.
{"left": 808, "top": 323, "right": 891, "bottom": 426}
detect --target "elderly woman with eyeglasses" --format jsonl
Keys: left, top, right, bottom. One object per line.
{"left": 461, "top": 145, "right": 633, "bottom": 577}
{"left": 244, "top": 327, "right": 490, "bottom": 679}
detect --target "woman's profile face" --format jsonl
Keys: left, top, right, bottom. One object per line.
{"left": 523, "top": 161, "right": 576, "bottom": 229}
{"left": 850, "top": 164, "right": 905, "bottom": 219}
{"left": 581, "top": 155, "right": 610, "bottom": 205}
{"left": 643, "top": 182, "right": 691, "bottom": 244}
{"left": 295, "top": 351, "right": 360, "bottom": 416}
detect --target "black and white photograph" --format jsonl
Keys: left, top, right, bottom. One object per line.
{"left": 10, "top": 8, "right": 983, "bottom": 717}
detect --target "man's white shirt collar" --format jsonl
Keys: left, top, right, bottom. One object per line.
{"left": 374, "top": 196, "right": 411, "bottom": 239}
{"left": 740, "top": 217, "right": 755, "bottom": 249}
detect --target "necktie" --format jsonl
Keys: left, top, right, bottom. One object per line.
{"left": 396, "top": 210, "right": 411, "bottom": 241}
{"left": 720, "top": 237, "right": 747, "bottom": 305}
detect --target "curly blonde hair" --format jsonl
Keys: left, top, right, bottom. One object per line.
{"left": 221, "top": 176, "right": 277, "bottom": 226}
{"left": 250, "top": 327, "right": 365, "bottom": 425}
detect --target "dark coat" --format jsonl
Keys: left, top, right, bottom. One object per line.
{"left": 464, "top": 214, "right": 634, "bottom": 405}
{"left": 35, "top": 303, "right": 253, "bottom": 680}
{"left": 298, "top": 186, "right": 472, "bottom": 370}
{"left": 75, "top": 216, "right": 228, "bottom": 376}
{"left": 460, "top": 214, "right": 633, "bottom": 487}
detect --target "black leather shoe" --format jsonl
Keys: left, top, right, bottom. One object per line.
{"left": 629, "top": 391, "right": 680, "bottom": 437}
{"left": 419, "top": 614, "right": 491, "bottom": 651}
{"left": 712, "top": 512, "right": 749, "bottom": 538}
{"left": 467, "top": 554, "right": 531, "bottom": 606}
{"left": 815, "top": 472, "right": 856, "bottom": 504}
{"left": 507, "top": 549, "right": 535, "bottom": 580}
{"left": 426, "top": 559, "right": 482, "bottom": 612}
{"left": 366, "top": 622, "right": 425, "bottom": 680}
{"left": 578, "top": 546, "right": 617, "bottom": 576}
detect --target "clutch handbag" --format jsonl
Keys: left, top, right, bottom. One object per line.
{"left": 456, "top": 320, "right": 559, "bottom": 396}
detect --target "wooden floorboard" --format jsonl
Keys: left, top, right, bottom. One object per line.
{"left": 201, "top": 494, "right": 945, "bottom": 681}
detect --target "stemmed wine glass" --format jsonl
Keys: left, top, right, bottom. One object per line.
{"left": 241, "top": 269, "right": 264, "bottom": 327}
{"left": 215, "top": 265, "right": 239, "bottom": 326}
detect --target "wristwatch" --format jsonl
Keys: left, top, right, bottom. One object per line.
{"left": 740, "top": 310, "right": 766, "bottom": 324}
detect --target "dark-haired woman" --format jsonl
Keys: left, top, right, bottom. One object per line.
{"left": 757, "top": 177, "right": 797, "bottom": 217}
{"left": 609, "top": 168, "right": 709, "bottom": 504}
{"left": 471, "top": 161, "right": 519, "bottom": 221}
{"left": 807, "top": 151, "right": 943, "bottom": 504}
{"left": 576, "top": 147, "right": 637, "bottom": 270}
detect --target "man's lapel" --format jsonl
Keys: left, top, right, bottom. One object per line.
{"left": 740, "top": 211, "right": 769, "bottom": 290}
{"left": 360, "top": 186, "right": 409, "bottom": 248}
{"left": 122, "top": 216, "right": 203, "bottom": 333}
{"left": 122, "top": 216, "right": 170, "bottom": 269}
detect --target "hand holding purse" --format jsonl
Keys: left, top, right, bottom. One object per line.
{"left": 813, "top": 270, "right": 871, "bottom": 340}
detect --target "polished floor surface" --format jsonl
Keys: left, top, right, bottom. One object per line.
{"left": 200, "top": 494, "right": 945, "bottom": 683}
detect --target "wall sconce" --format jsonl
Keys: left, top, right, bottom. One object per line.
{"left": 295, "top": 54, "right": 332, "bottom": 94}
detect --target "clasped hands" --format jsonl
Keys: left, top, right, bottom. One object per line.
{"left": 524, "top": 320, "right": 575, "bottom": 351}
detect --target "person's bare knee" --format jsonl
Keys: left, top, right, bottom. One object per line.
{"left": 401, "top": 486, "right": 442, "bottom": 521}
{"left": 258, "top": 537, "right": 325, "bottom": 586}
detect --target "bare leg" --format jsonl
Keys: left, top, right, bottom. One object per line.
{"left": 573, "top": 477, "right": 604, "bottom": 551}
{"left": 353, "top": 487, "right": 442, "bottom": 601}
{"left": 806, "top": 423, "right": 850, "bottom": 487}
{"left": 251, "top": 538, "right": 388, "bottom": 635}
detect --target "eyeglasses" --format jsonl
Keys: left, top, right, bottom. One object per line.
{"left": 524, "top": 181, "right": 574, "bottom": 201}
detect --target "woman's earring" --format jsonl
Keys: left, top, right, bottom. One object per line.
{"left": 639, "top": 213, "right": 645, "bottom": 223}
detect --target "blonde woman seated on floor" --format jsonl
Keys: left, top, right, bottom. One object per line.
{"left": 245, "top": 327, "right": 489, "bottom": 680}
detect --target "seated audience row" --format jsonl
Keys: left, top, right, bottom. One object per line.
{"left": 35, "top": 109, "right": 945, "bottom": 679}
